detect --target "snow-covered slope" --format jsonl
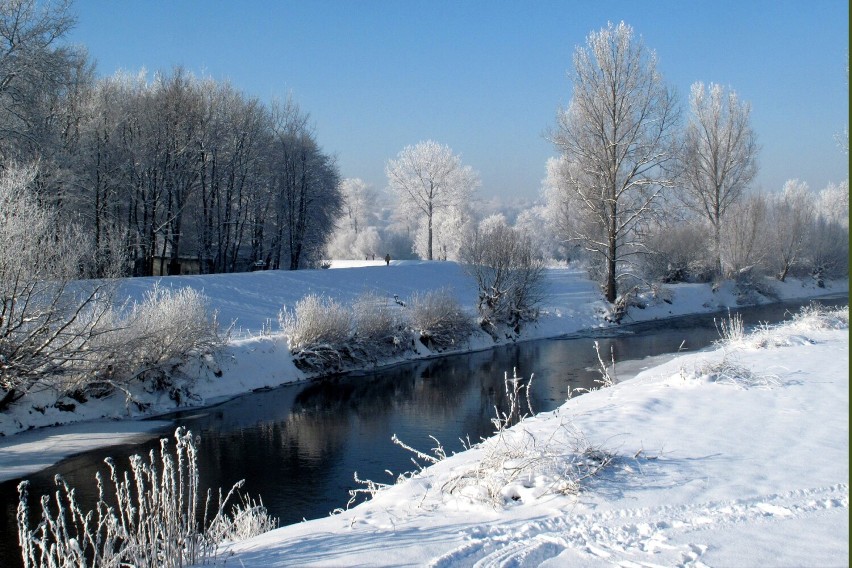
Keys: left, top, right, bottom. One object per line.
{"left": 213, "top": 308, "right": 849, "bottom": 567}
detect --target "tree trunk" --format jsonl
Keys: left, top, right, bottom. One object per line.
{"left": 713, "top": 213, "right": 723, "bottom": 278}
{"left": 427, "top": 200, "right": 433, "bottom": 261}
{"left": 605, "top": 255, "right": 617, "bottom": 304}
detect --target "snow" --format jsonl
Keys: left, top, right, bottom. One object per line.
{"left": 212, "top": 308, "right": 849, "bottom": 567}
{"left": 0, "top": 420, "right": 171, "bottom": 482}
{"left": 0, "top": 261, "right": 847, "bottom": 565}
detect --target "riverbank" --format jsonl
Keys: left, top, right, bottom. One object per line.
{"left": 212, "top": 305, "right": 850, "bottom": 567}
{"left": 0, "top": 262, "right": 846, "bottom": 480}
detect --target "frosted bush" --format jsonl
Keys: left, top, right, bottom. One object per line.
{"left": 460, "top": 218, "right": 546, "bottom": 333}
{"left": 78, "top": 285, "right": 222, "bottom": 399}
{"left": 408, "top": 288, "right": 474, "bottom": 350}
{"left": 279, "top": 293, "right": 352, "bottom": 350}
{"left": 791, "top": 303, "right": 849, "bottom": 331}
{"left": 122, "top": 285, "right": 221, "bottom": 364}
{"left": 352, "top": 291, "right": 405, "bottom": 352}
{"left": 17, "top": 428, "right": 276, "bottom": 568}
{"left": 279, "top": 294, "right": 353, "bottom": 371}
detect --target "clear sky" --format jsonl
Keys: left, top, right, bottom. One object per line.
{"left": 67, "top": 0, "right": 848, "bottom": 203}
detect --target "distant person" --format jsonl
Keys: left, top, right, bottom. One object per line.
{"left": 385, "top": 253, "right": 391, "bottom": 266}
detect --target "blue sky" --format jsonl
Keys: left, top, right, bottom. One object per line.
{"left": 68, "top": 1, "right": 848, "bottom": 203}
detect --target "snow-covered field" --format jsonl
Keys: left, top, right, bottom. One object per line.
{"left": 212, "top": 305, "right": 849, "bottom": 567}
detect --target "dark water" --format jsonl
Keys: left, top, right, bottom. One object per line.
{"left": 0, "top": 296, "right": 845, "bottom": 566}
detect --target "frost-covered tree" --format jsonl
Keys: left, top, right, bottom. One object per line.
{"left": 816, "top": 179, "right": 849, "bottom": 229}
{"left": 339, "top": 178, "right": 376, "bottom": 235}
{"left": 514, "top": 205, "right": 561, "bottom": 261}
{"left": 386, "top": 140, "right": 479, "bottom": 260}
{"left": 0, "top": 164, "right": 105, "bottom": 407}
{"left": 807, "top": 180, "right": 849, "bottom": 285}
{"left": 767, "top": 179, "right": 814, "bottom": 281}
{"left": 720, "top": 191, "right": 769, "bottom": 277}
{"left": 0, "top": 0, "right": 85, "bottom": 163}
{"left": 326, "top": 178, "right": 383, "bottom": 259}
{"left": 680, "top": 82, "right": 759, "bottom": 276}
{"left": 414, "top": 204, "right": 473, "bottom": 261}
{"left": 549, "top": 21, "right": 679, "bottom": 303}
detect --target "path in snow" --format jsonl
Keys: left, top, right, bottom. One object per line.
{"left": 429, "top": 483, "right": 849, "bottom": 567}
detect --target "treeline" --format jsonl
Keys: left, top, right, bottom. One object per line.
{"left": 1, "top": 1, "right": 342, "bottom": 277}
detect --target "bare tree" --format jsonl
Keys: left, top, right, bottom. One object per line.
{"left": 680, "top": 82, "right": 759, "bottom": 276}
{"left": 461, "top": 215, "right": 546, "bottom": 334}
{"left": 767, "top": 179, "right": 815, "bottom": 281}
{"left": 0, "top": 0, "right": 80, "bottom": 162}
{"left": 549, "top": 21, "right": 679, "bottom": 303}
{"left": 807, "top": 180, "right": 849, "bottom": 285}
{"left": 385, "top": 140, "right": 479, "bottom": 260}
{"left": 269, "top": 97, "right": 342, "bottom": 270}
{"left": 0, "top": 164, "right": 109, "bottom": 408}
{"left": 720, "top": 191, "right": 769, "bottom": 277}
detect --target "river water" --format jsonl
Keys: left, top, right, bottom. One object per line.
{"left": 0, "top": 296, "right": 846, "bottom": 566}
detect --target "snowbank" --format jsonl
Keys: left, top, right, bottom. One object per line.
{"left": 213, "top": 307, "right": 849, "bottom": 567}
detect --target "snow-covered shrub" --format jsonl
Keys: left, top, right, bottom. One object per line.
{"left": 279, "top": 294, "right": 353, "bottom": 371}
{"left": 790, "top": 303, "right": 849, "bottom": 331}
{"left": 119, "top": 285, "right": 220, "bottom": 369}
{"left": 642, "top": 220, "right": 714, "bottom": 283}
{"left": 279, "top": 294, "right": 352, "bottom": 350}
{"left": 455, "top": 419, "right": 613, "bottom": 506}
{"left": 17, "top": 428, "right": 275, "bottom": 568}
{"left": 732, "top": 268, "right": 779, "bottom": 305}
{"left": 72, "top": 285, "right": 222, "bottom": 403}
{"left": 352, "top": 291, "right": 407, "bottom": 354}
{"left": 460, "top": 217, "right": 546, "bottom": 334}
{"left": 408, "top": 288, "right": 474, "bottom": 350}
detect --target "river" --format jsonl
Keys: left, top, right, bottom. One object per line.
{"left": 0, "top": 296, "right": 846, "bottom": 566}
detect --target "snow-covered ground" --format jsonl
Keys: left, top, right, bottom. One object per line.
{"left": 212, "top": 306, "right": 849, "bottom": 567}
{"left": 0, "top": 261, "right": 846, "bottom": 485}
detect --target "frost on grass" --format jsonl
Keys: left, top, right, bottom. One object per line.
{"left": 682, "top": 304, "right": 849, "bottom": 390}
{"left": 693, "top": 355, "right": 781, "bottom": 390}
{"left": 443, "top": 418, "right": 613, "bottom": 506}
{"left": 346, "top": 369, "right": 613, "bottom": 512}
{"left": 17, "top": 428, "right": 275, "bottom": 568}
{"left": 715, "top": 304, "right": 848, "bottom": 351}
